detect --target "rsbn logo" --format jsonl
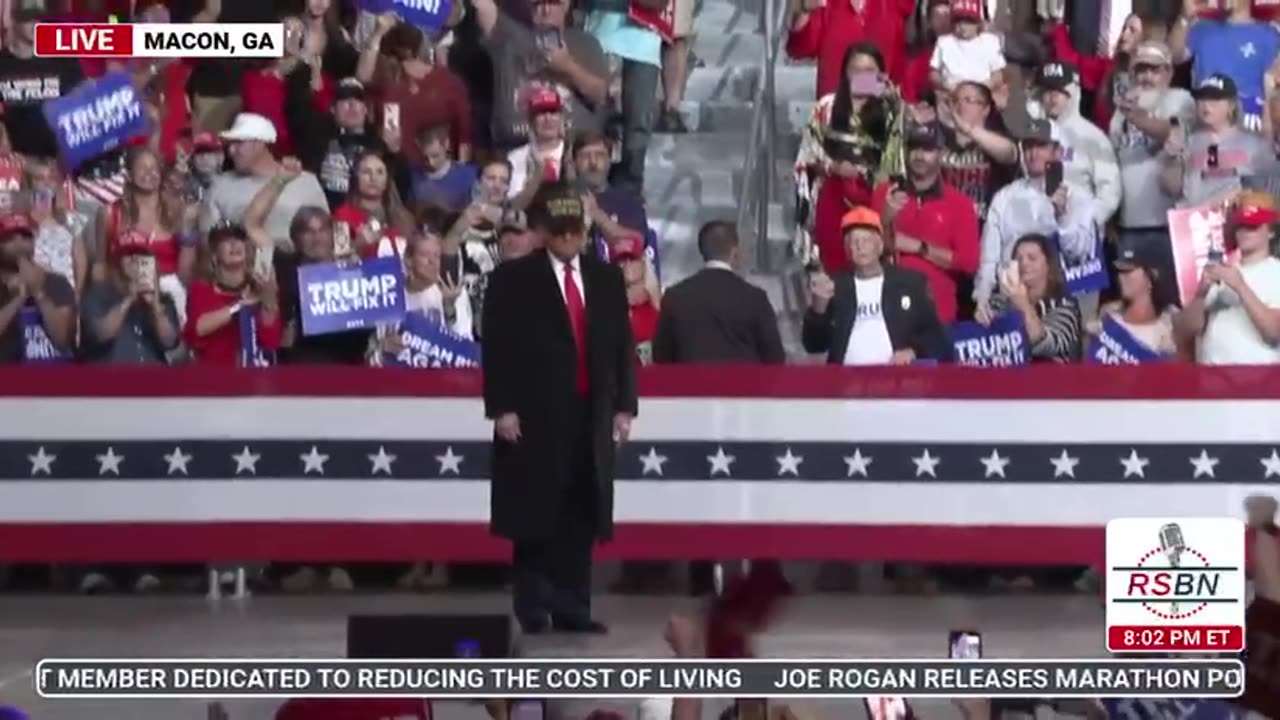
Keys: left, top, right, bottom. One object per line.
{"left": 1105, "top": 517, "right": 1246, "bottom": 653}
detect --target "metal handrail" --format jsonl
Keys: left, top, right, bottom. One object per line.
{"left": 735, "top": 0, "right": 788, "bottom": 271}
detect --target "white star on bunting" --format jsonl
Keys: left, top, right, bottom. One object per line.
{"left": 1188, "top": 449, "right": 1219, "bottom": 479}
{"left": 911, "top": 449, "right": 941, "bottom": 478}
{"left": 843, "top": 448, "right": 873, "bottom": 478}
{"left": 707, "top": 446, "right": 735, "bottom": 477}
{"left": 1050, "top": 450, "right": 1079, "bottom": 478}
{"left": 775, "top": 447, "right": 804, "bottom": 477}
{"left": 163, "top": 446, "right": 193, "bottom": 476}
{"left": 979, "top": 449, "right": 1010, "bottom": 479}
{"left": 95, "top": 447, "right": 124, "bottom": 476}
{"left": 27, "top": 446, "right": 56, "bottom": 476}
{"left": 368, "top": 446, "right": 397, "bottom": 476}
{"left": 232, "top": 446, "right": 261, "bottom": 475}
{"left": 638, "top": 447, "right": 667, "bottom": 476}
{"left": 436, "top": 446, "right": 464, "bottom": 475}
{"left": 300, "top": 446, "right": 330, "bottom": 475}
{"left": 1120, "top": 449, "right": 1149, "bottom": 479}
{"left": 1261, "top": 449, "right": 1280, "bottom": 479}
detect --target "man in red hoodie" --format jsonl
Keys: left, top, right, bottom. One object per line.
{"left": 785, "top": 0, "right": 917, "bottom": 98}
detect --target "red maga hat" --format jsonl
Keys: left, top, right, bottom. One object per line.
{"left": 0, "top": 213, "right": 34, "bottom": 239}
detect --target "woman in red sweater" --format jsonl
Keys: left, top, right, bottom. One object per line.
{"left": 332, "top": 151, "right": 415, "bottom": 259}
{"left": 785, "top": 0, "right": 916, "bottom": 98}
{"left": 184, "top": 224, "right": 283, "bottom": 366}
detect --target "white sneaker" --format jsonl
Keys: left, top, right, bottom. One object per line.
{"left": 79, "top": 572, "right": 111, "bottom": 594}
{"left": 326, "top": 567, "right": 354, "bottom": 592}
{"left": 134, "top": 573, "right": 161, "bottom": 593}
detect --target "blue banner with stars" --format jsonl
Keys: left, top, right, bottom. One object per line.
{"left": 5, "top": 440, "right": 1274, "bottom": 483}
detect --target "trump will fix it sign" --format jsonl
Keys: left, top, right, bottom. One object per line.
{"left": 1106, "top": 518, "right": 1246, "bottom": 653}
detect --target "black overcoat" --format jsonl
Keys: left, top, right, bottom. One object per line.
{"left": 480, "top": 249, "right": 638, "bottom": 542}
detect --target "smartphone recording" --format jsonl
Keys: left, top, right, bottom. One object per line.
{"left": 948, "top": 630, "right": 982, "bottom": 660}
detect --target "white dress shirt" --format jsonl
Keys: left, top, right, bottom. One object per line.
{"left": 549, "top": 252, "right": 586, "bottom": 308}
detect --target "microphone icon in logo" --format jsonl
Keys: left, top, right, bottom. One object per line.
{"left": 1159, "top": 523, "right": 1186, "bottom": 614}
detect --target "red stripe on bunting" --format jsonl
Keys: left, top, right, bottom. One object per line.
{"left": 0, "top": 365, "right": 1278, "bottom": 399}
{"left": 0, "top": 522, "right": 1103, "bottom": 565}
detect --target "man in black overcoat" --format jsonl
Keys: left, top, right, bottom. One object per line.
{"left": 480, "top": 181, "right": 638, "bottom": 634}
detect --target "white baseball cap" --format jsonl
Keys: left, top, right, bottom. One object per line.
{"left": 220, "top": 113, "right": 278, "bottom": 144}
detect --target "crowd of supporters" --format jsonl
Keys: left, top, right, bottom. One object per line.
{"left": 0, "top": 0, "right": 676, "bottom": 370}
{"left": 792, "top": 0, "right": 1280, "bottom": 366}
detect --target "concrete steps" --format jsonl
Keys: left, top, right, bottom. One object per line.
{"left": 641, "top": 0, "right": 815, "bottom": 357}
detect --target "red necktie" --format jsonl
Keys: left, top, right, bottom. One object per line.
{"left": 563, "top": 262, "right": 589, "bottom": 394}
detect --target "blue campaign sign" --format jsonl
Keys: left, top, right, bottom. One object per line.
{"left": 42, "top": 71, "right": 148, "bottom": 169}
{"left": 359, "top": 0, "right": 453, "bottom": 31}
{"left": 950, "top": 311, "right": 1030, "bottom": 367}
{"left": 1057, "top": 226, "right": 1110, "bottom": 296}
{"left": 238, "top": 309, "right": 274, "bottom": 368}
{"left": 1087, "top": 315, "right": 1169, "bottom": 365}
{"left": 19, "top": 306, "right": 69, "bottom": 364}
{"left": 299, "top": 256, "right": 407, "bottom": 337}
{"left": 385, "top": 312, "right": 480, "bottom": 368}
{"left": 1103, "top": 698, "right": 1247, "bottom": 720}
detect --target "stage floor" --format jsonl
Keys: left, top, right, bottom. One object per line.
{"left": 0, "top": 591, "right": 1107, "bottom": 719}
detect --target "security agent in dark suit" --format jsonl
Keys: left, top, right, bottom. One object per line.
{"left": 480, "top": 181, "right": 638, "bottom": 635}
{"left": 648, "top": 221, "right": 786, "bottom": 597}
{"left": 652, "top": 221, "right": 786, "bottom": 364}
{"left": 803, "top": 207, "right": 950, "bottom": 364}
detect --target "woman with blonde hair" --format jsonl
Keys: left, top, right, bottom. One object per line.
{"left": 103, "top": 146, "right": 197, "bottom": 320}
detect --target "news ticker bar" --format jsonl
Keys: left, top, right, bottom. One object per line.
{"left": 35, "top": 659, "right": 1246, "bottom": 699}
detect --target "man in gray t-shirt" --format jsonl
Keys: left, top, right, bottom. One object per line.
{"left": 1177, "top": 126, "right": 1272, "bottom": 208}
{"left": 199, "top": 114, "right": 329, "bottom": 252}
{"left": 1164, "top": 74, "right": 1275, "bottom": 210}
{"left": 472, "top": 0, "right": 610, "bottom": 151}
{"left": 1109, "top": 42, "right": 1194, "bottom": 231}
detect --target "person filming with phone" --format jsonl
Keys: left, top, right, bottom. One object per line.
{"left": 79, "top": 230, "right": 181, "bottom": 365}
{"left": 1160, "top": 74, "right": 1274, "bottom": 209}
{"left": 974, "top": 118, "right": 1098, "bottom": 310}
{"left": 1173, "top": 190, "right": 1280, "bottom": 365}
{"left": 469, "top": 0, "right": 610, "bottom": 153}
